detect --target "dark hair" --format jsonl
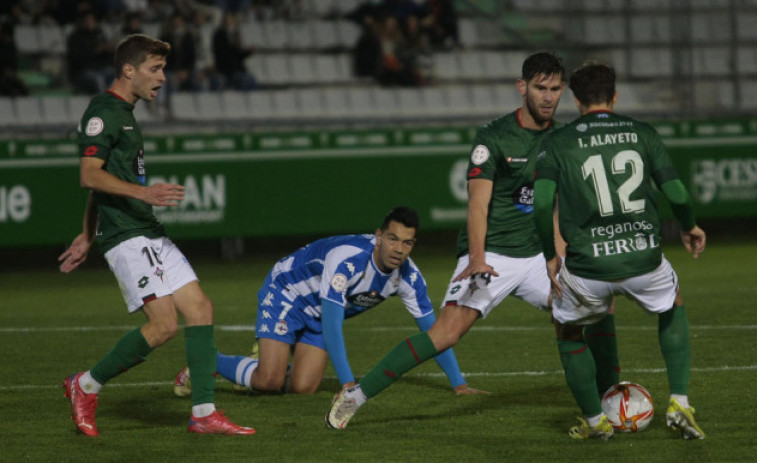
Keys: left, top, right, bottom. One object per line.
{"left": 521, "top": 52, "right": 565, "bottom": 82}
{"left": 114, "top": 34, "right": 170, "bottom": 78}
{"left": 569, "top": 62, "right": 616, "bottom": 106}
{"left": 380, "top": 206, "right": 420, "bottom": 231}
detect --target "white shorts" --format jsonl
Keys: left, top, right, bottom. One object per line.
{"left": 552, "top": 256, "right": 679, "bottom": 326}
{"left": 440, "top": 252, "right": 551, "bottom": 317}
{"left": 104, "top": 236, "right": 198, "bottom": 313}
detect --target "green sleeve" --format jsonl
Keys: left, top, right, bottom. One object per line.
{"left": 661, "top": 179, "right": 697, "bottom": 231}
{"left": 534, "top": 179, "right": 558, "bottom": 260}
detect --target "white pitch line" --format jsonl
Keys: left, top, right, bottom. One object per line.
{"left": 2, "top": 365, "right": 755, "bottom": 392}
{"left": 2, "top": 324, "right": 756, "bottom": 333}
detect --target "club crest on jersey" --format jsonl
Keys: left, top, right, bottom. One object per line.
{"left": 576, "top": 123, "right": 588, "bottom": 132}
{"left": 85, "top": 117, "right": 104, "bottom": 136}
{"left": 274, "top": 320, "right": 288, "bottom": 335}
{"left": 347, "top": 291, "right": 385, "bottom": 308}
{"left": 331, "top": 273, "right": 348, "bottom": 292}
{"left": 471, "top": 145, "right": 490, "bottom": 165}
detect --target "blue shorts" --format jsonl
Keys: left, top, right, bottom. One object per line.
{"left": 255, "top": 281, "right": 325, "bottom": 350}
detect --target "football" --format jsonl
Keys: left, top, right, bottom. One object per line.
{"left": 601, "top": 382, "right": 655, "bottom": 432}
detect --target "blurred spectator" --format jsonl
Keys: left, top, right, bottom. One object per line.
{"left": 0, "top": 22, "right": 29, "bottom": 96}
{"left": 66, "top": 12, "right": 115, "bottom": 94}
{"left": 376, "top": 15, "right": 422, "bottom": 87}
{"left": 121, "top": 11, "right": 144, "bottom": 37}
{"left": 212, "top": 12, "right": 256, "bottom": 90}
{"left": 421, "top": 0, "right": 459, "bottom": 48}
{"left": 352, "top": 16, "right": 383, "bottom": 79}
{"left": 160, "top": 13, "right": 202, "bottom": 91}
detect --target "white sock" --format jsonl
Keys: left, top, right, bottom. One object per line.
{"left": 78, "top": 371, "right": 102, "bottom": 394}
{"left": 192, "top": 403, "right": 216, "bottom": 418}
{"left": 586, "top": 413, "right": 604, "bottom": 427}
{"left": 348, "top": 384, "right": 368, "bottom": 406}
{"left": 235, "top": 358, "right": 258, "bottom": 388}
{"left": 671, "top": 394, "right": 689, "bottom": 408}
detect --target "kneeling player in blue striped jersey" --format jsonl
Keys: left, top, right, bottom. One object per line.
{"left": 174, "top": 206, "right": 487, "bottom": 398}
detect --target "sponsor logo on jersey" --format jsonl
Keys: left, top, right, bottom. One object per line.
{"left": 84, "top": 145, "right": 98, "bottom": 157}
{"left": 468, "top": 167, "right": 482, "bottom": 178}
{"left": 410, "top": 272, "right": 418, "bottom": 285}
{"left": 512, "top": 184, "right": 534, "bottom": 213}
{"left": 471, "top": 145, "right": 490, "bottom": 165}
{"left": 506, "top": 156, "right": 528, "bottom": 163}
{"left": 592, "top": 233, "right": 660, "bottom": 257}
{"left": 123, "top": 126, "right": 134, "bottom": 131}
{"left": 85, "top": 117, "right": 104, "bottom": 136}
{"left": 331, "top": 273, "right": 348, "bottom": 292}
{"left": 347, "top": 291, "right": 385, "bottom": 308}
{"left": 346, "top": 261, "right": 355, "bottom": 275}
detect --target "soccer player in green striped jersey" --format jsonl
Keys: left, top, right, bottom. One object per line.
{"left": 326, "top": 52, "right": 620, "bottom": 430}
{"left": 58, "top": 34, "right": 253, "bottom": 436}
{"left": 533, "top": 62, "right": 706, "bottom": 440}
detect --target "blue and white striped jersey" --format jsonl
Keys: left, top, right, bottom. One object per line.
{"left": 263, "top": 234, "right": 432, "bottom": 320}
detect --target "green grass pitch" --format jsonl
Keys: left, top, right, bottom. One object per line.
{"left": 0, "top": 236, "right": 755, "bottom": 462}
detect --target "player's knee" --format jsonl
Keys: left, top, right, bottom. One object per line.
{"left": 253, "top": 370, "right": 286, "bottom": 392}
{"left": 288, "top": 380, "right": 318, "bottom": 395}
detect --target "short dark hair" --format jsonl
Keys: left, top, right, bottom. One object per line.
{"left": 380, "top": 206, "right": 420, "bottom": 231}
{"left": 521, "top": 52, "right": 565, "bottom": 82}
{"left": 114, "top": 34, "right": 170, "bottom": 78}
{"left": 569, "top": 62, "right": 616, "bottom": 106}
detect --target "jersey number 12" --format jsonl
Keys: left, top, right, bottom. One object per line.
{"left": 582, "top": 150, "right": 645, "bottom": 217}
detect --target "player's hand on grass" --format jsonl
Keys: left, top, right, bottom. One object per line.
{"left": 681, "top": 226, "right": 706, "bottom": 259}
{"left": 58, "top": 233, "right": 92, "bottom": 273}
{"left": 142, "top": 182, "right": 185, "bottom": 207}
{"left": 453, "top": 384, "right": 490, "bottom": 395}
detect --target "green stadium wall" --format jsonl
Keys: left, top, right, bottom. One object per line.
{"left": 1, "top": 119, "right": 756, "bottom": 247}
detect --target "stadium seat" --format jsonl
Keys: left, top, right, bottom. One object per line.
{"left": 307, "top": 0, "right": 335, "bottom": 17}
{"left": 457, "top": 18, "right": 478, "bottom": 48}
{"left": 490, "top": 83, "right": 522, "bottom": 113}
{"left": 443, "top": 85, "right": 476, "bottom": 118}
{"left": 321, "top": 87, "right": 351, "bottom": 118}
{"left": 0, "top": 98, "right": 16, "bottom": 126}
{"left": 434, "top": 52, "right": 462, "bottom": 81}
{"left": 133, "top": 100, "right": 159, "bottom": 124}
{"left": 240, "top": 19, "right": 266, "bottom": 48}
{"left": 195, "top": 93, "right": 224, "bottom": 120}
{"left": 584, "top": 16, "right": 626, "bottom": 44}
{"left": 269, "top": 89, "right": 299, "bottom": 119}
{"left": 40, "top": 97, "right": 72, "bottom": 125}
{"left": 66, "top": 96, "right": 91, "bottom": 123}
{"left": 345, "top": 87, "right": 374, "bottom": 118}
{"left": 312, "top": 21, "right": 340, "bottom": 50}
{"left": 288, "top": 21, "right": 315, "bottom": 50}
{"left": 371, "top": 87, "right": 398, "bottom": 119}
{"left": 739, "top": 79, "right": 757, "bottom": 109}
{"left": 693, "top": 47, "right": 732, "bottom": 77}
{"left": 737, "top": 47, "right": 757, "bottom": 74}
{"left": 457, "top": 51, "right": 487, "bottom": 81}
{"left": 289, "top": 54, "right": 317, "bottom": 85}
{"left": 737, "top": 12, "right": 757, "bottom": 40}
{"left": 630, "top": 48, "right": 673, "bottom": 78}
{"left": 630, "top": 16, "right": 670, "bottom": 44}
{"left": 258, "top": 54, "right": 293, "bottom": 86}
{"left": 221, "top": 90, "right": 250, "bottom": 119}
{"left": 169, "top": 92, "right": 198, "bottom": 121}
{"left": 471, "top": 85, "right": 498, "bottom": 115}
{"left": 247, "top": 91, "right": 274, "bottom": 120}
{"left": 14, "top": 25, "right": 41, "bottom": 54}
{"left": 692, "top": 11, "right": 730, "bottom": 43}
{"left": 395, "top": 88, "right": 424, "bottom": 118}
{"left": 335, "top": 20, "right": 361, "bottom": 49}
{"left": 38, "top": 25, "right": 66, "bottom": 54}
{"left": 418, "top": 87, "right": 447, "bottom": 116}
{"left": 13, "top": 97, "right": 42, "bottom": 125}
{"left": 263, "top": 20, "right": 289, "bottom": 50}
{"left": 312, "top": 55, "right": 341, "bottom": 84}
{"left": 295, "top": 88, "right": 325, "bottom": 119}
